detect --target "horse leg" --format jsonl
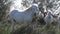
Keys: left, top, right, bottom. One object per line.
{"left": 10, "top": 19, "right": 16, "bottom": 32}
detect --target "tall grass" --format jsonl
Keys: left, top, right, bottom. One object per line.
{"left": 0, "top": 21, "right": 60, "bottom": 34}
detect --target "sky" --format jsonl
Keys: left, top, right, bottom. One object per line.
{"left": 10, "top": 0, "right": 26, "bottom": 12}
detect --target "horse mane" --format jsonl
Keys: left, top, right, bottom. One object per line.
{"left": 25, "top": 5, "right": 32, "bottom": 11}
{"left": 25, "top": 4, "right": 38, "bottom": 12}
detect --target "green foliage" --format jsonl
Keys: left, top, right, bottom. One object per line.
{"left": 7, "top": 22, "right": 59, "bottom": 34}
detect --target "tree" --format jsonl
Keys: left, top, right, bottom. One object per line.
{"left": 0, "top": 0, "right": 11, "bottom": 21}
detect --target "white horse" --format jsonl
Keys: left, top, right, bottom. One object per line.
{"left": 44, "top": 10, "right": 54, "bottom": 25}
{"left": 9, "top": 4, "right": 39, "bottom": 31}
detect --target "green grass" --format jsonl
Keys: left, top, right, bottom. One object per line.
{"left": 0, "top": 21, "right": 60, "bottom": 34}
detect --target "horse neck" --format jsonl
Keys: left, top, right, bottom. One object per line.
{"left": 25, "top": 6, "right": 34, "bottom": 13}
